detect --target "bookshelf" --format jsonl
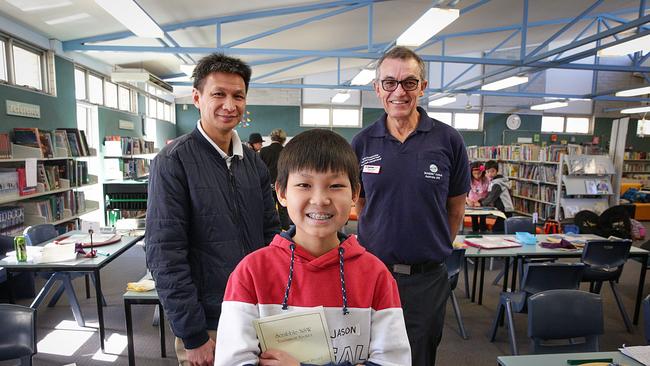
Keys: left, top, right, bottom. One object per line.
{"left": 0, "top": 143, "right": 99, "bottom": 234}
{"left": 103, "top": 137, "right": 157, "bottom": 180}
{"left": 557, "top": 154, "right": 615, "bottom": 220}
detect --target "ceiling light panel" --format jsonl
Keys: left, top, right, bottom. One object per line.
{"left": 481, "top": 75, "right": 529, "bottom": 91}
{"left": 615, "top": 86, "right": 650, "bottom": 97}
{"left": 45, "top": 13, "right": 91, "bottom": 25}
{"left": 428, "top": 96, "right": 456, "bottom": 107}
{"left": 350, "top": 69, "right": 375, "bottom": 85}
{"left": 94, "top": 0, "right": 164, "bottom": 38}
{"left": 6, "top": 0, "right": 71, "bottom": 12}
{"left": 396, "top": 8, "right": 460, "bottom": 47}
{"left": 598, "top": 34, "right": 650, "bottom": 56}
{"left": 621, "top": 106, "right": 650, "bottom": 114}
{"left": 530, "top": 101, "right": 568, "bottom": 110}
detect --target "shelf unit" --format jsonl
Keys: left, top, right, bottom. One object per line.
{"left": 103, "top": 180, "right": 147, "bottom": 226}
{"left": 0, "top": 143, "right": 99, "bottom": 233}
{"left": 623, "top": 159, "right": 650, "bottom": 176}
{"left": 556, "top": 154, "right": 615, "bottom": 220}
{"left": 104, "top": 138, "right": 157, "bottom": 180}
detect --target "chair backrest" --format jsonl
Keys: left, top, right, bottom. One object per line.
{"left": 644, "top": 295, "right": 650, "bottom": 345}
{"left": 528, "top": 289, "right": 603, "bottom": 354}
{"left": 505, "top": 216, "right": 534, "bottom": 234}
{"left": 23, "top": 224, "right": 58, "bottom": 246}
{"left": 445, "top": 248, "right": 465, "bottom": 290}
{"left": 0, "top": 235, "right": 13, "bottom": 255}
{"left": 520, "top": 263, "right": 584, "bottom": 295}
{"left": 598, "top": 205, "right": 633, "bottom": 239}
{"left": 581, "top": 240, "right": 632, "bottom": 269}
{"left": 0, "top": 304, "right": 36, "bottom": 362}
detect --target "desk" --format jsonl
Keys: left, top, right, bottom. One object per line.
{"left": 497, "top": 351, "right": 643, "bottom": 366}
{"left": 460, "top": 234, "right": 649, "bottom": 324}
{"left": 0, "top": 232, "right": 143, "bottom": 351}
{"left": 124, "top": 278, "right": 166, "bottom": 366}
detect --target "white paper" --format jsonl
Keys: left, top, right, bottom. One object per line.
{"left": 25, "top": 158, "right": 37, "bottom": 187}
{"left": 619, "top": 345, "right": 650, "bottom": 365}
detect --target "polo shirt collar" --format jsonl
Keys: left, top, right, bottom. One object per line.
{"left": 369, "top": 106, "right": 434, "bottom": 137}
{"left": 196, "top": 120, "right": 244, "bottom": 159}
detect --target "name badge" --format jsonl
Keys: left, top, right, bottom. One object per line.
{"left": 363, "top": 165, "right": 380, "bottom": 174}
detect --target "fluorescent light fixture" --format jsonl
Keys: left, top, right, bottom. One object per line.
{"left": 331, "top": 92, "right": 351, "bottom": 104}
{"left": 396, "top": 7, "right": 460, "bottom": 47}
{"left": 94, "top": 0, "right": 164, "bottom": 38}
{"left": 615, "top": 86, "right": 650, "bottom": 97}
{"left": 350, "top": 69, "right": 375, "bottom": 85}
{"left": 180, "top": 64, "right": 196, "bottom": 77}
{"left": 45, "top": 13, "right": 90, "bottom": 25}
{"left": 7, "top": 0, "right": 72, "bottom": 11}
{"left": 481, "top": 75, "right": 529, "bottom": 91}
{"left": 621, "top": 105, "right": 650, "bottom": 114}
{"left": 428, "top": 95, "right": 457, "bottom": 107}
{"left": 598, "top": 34, "right": 650, "bottom": 56}
{"left": 530, "top": 100, "right": 568, "bottom": 110}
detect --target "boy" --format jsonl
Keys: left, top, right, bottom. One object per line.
{"left": 480, "top": 160, "right": 514, "bottom": 232}
{"left": 215, "top": 129, "right": 410, "bottom": 366}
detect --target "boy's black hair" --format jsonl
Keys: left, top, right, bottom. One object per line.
{"left": 192, "top": 53, "right": 252, "bottom": 92}
{"left": 484, "top": 160, "right": 499, "bottom": 171}
{"left": 276, "top": 129, "right": 359, "bottom": 196}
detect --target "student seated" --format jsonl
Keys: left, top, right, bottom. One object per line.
{"left": 214, "top": 129, "right": 411, "bottom": 366}
{"left": 467, "top": 161, "right": 489, "bottom": 233}
{"left": 479, "top": 160, "right": 514, "bottom": 233}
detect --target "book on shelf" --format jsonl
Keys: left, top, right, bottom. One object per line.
{"left": 0, "top": 133, "right": 11, "bottom": 159}
{"left": 13, "top": 128, "right": 43, "bottom": 157}
{"left": 0, "top": 169, "right": 18, "bottom": 196}
{"left": 584, "top": 179, "right": 611, "bottom": 194}
{"left": 0, "top": 206, "right": 24, "bottom": 231}
{"left": 53, "top": 130, "right": 71, "bottom": 157}
{"left": 38, "top": 130, "right": 54, "bottom": 158}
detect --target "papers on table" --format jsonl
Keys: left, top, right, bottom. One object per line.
{"left": 5, "top": 242, "right": 77, "bottom": 263}
{"left": 54, "top": 233, "right": 121, "bottom": 246}
{"left": 464, "top": 236, "right": 522, "bottom": 250}
{"left": 253, "top": 307, "right": 335, "bottom": 364}
{"left": 464, "top": 208, "right": 507, "bottom": 219}
{"left": 619, "top": 345, "right": 650, "bottom": 365}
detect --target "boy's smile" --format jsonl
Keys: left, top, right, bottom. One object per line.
{"left": 278, "top": 169, "right": 358, "bottom": 256}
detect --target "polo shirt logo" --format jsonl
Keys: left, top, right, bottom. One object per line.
{"left": 429, "top": 164, "right": 438, "bottom": 173}
{"left": 360, "top": 154, "right": 382, "bottom": 165}
{"left": 424, "top": 163, "right": 444, "bottom": 180}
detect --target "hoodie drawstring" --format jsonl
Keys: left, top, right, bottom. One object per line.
{"left": 338, "top": 247, "right": 349, "bottom": 315}
{"left": 281, "top": 243, "right": 350, "bottom": 315}
{"left": 281, "top": 243, "right": 296, "bottom": 310}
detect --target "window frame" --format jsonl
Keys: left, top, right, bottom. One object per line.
{"left": 301, "top": 105, "right": 362, "bottom": 128}
{"left": 541, "top": 115, "right": 592, "bottom": 134}
{"left": 0, "top": 34, "right": 52, "bottom": 94}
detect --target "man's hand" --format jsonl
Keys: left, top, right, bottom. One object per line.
{"left": 186, "top": 338, "right": 215, "bottom": 366}
{"left": 259, "top": 349, "right": 300, "bottom": 366}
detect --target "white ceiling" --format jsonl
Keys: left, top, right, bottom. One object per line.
{"left": 0, "top": 0, "right": 644, "bottom": 97}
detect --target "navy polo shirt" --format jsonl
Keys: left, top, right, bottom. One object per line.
{"left": 351, "top": 106, "right": 470, "bottom": 265}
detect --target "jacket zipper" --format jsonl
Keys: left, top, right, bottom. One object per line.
{"left": 229, "top": 165, "right": 251, "bottom": 254}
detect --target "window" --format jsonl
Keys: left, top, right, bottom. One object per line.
{"left": 104, "top": 81, "right": 118, "bottom": 109}
{"left": 541, "top": 115, "right": 591, "bottom": 134}
{"left": 164, "top": 103, "right": 171, "bottom": 122}
{"left": 87, "top": 74, "right": 103, "bottom": 105}
{"left": 428, "top": 112, "right": 452, "bottom": 125}
{"left": 332, "top": 108, "right": 360, "bottom": 127}
{"left": 455, "top": 113, "right": 480, "bottom": 130}
{"left": 13, "top": 44, "right": 42, "bottom": 90}
{"left": 118, "top": 86, "right": 130, "bottom": 111}
{"left": 144, "top": 117, "right": 157, "bottom": 147}
{"left": 75, "top": 68, "right": 86, "bottom": 100}
{"left": 302, "top": 107, "right": 330, "bottom": 126}
{"left": 541, "top": 116, "right": 564, "bottom": 132}
{"left": 148, "top": 97, "right": 157, "bottom": 118}
{"left": 157, "top": 100, "right": 164, "bottom": 119}
{"left": 0, "top": 40, "right": 6, "bottom": 82}
{"left": 638, "top": 119, "right": 650, "bottom": 136}
{"left": 565, "top": 117, "right": 590, "bottom": 134}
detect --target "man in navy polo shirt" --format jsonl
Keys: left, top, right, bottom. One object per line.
{"left": 351, "top": 46, "right": 470, "bottom": 365}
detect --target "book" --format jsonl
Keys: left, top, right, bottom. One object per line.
{"left": 253, "top": 307, "right": 335, "bottom": 364}
{"left": 53, "top": 130, "right": 71, "bottom": 157}
{"left": 13, "top": 128, "right": 42, "bottom": 157}
{"left": 464, "top": 237, "right": 522, "bottom": 250}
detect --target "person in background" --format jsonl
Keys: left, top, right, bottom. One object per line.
{"left": 260, "top": 128, "right": 291, "bottom": 230}
{"left": 247, "top": 132, "right": 264, "bottom": 152}
{"left": 145, "top": 53, "right": 280, "bottom": 366}
{"left": 215, "top": 129, "right": 410, "bottom": 366}
{"left": 480, "top": 160, "right": 514, "bottom": 233}
{"left": 467, "top": 161, "right": 489, "bottom": 233}
{"left": 351, "top": 46, "right": 470, "bottom": 366}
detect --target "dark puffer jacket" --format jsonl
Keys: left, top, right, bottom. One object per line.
{"left": 145, "top": 127, "right": 280, "bottom": 349}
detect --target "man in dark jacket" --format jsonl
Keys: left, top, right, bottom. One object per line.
{"left": 260, "top": 128, "right": 290, "bottom": 230}
{"left": 145, "top": 53, "right": 280, "bottom": 366}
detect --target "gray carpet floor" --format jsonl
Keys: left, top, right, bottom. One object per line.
{"left": 7, "top": 227, "right": 650, "bottom": 366}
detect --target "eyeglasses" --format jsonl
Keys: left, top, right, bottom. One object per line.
{"left": 380, "top": 78, "right": 420, "bottom": 92}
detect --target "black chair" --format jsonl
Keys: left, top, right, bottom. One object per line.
{"left": 489, "top": 262, "right": 585, "bottom": 355}
{"left": 598, "top": 205, "right": 633, "bottom": 239}
{"left": 445, "top": 248, "right": 468, "bottom": 340}
{"left": 493, "top": 216, "right": 536, "bottom": 287}
{"left": 528, "top": 289, "right": 603, "bottom": 354}
{"left": 574, "top": 210, "right": 600, "bottom": 235}
{"left": 0, "top": 304, "right": 36, "bottom": 365}
{"left": 580, "top": 239, "right": 633, "bottom": 333}
{"left": 643, "top": 295, "right": 650, "bottom": 344}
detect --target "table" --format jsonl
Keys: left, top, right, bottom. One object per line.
{"left": 497, "top": 351, "right": 643, "bottom": 366}
{"left": 124, "top": 277, "right": 166, "bottom": 366}
{"left": 0, "top": 232, "right": 143, "bottom": 351}
{"left": 459, "top": 234, "right": 649, "bottom": 324}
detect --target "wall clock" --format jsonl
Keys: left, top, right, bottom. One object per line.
{"left": 506, "top": 114, "right": 522, "bottom": 130}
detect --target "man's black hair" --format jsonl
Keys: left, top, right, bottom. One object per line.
{"left": 192, "top": 53, "right": 252, "bottom": 92}
{"left": 276, "top": 129, "right": 359, "bottom": 196}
